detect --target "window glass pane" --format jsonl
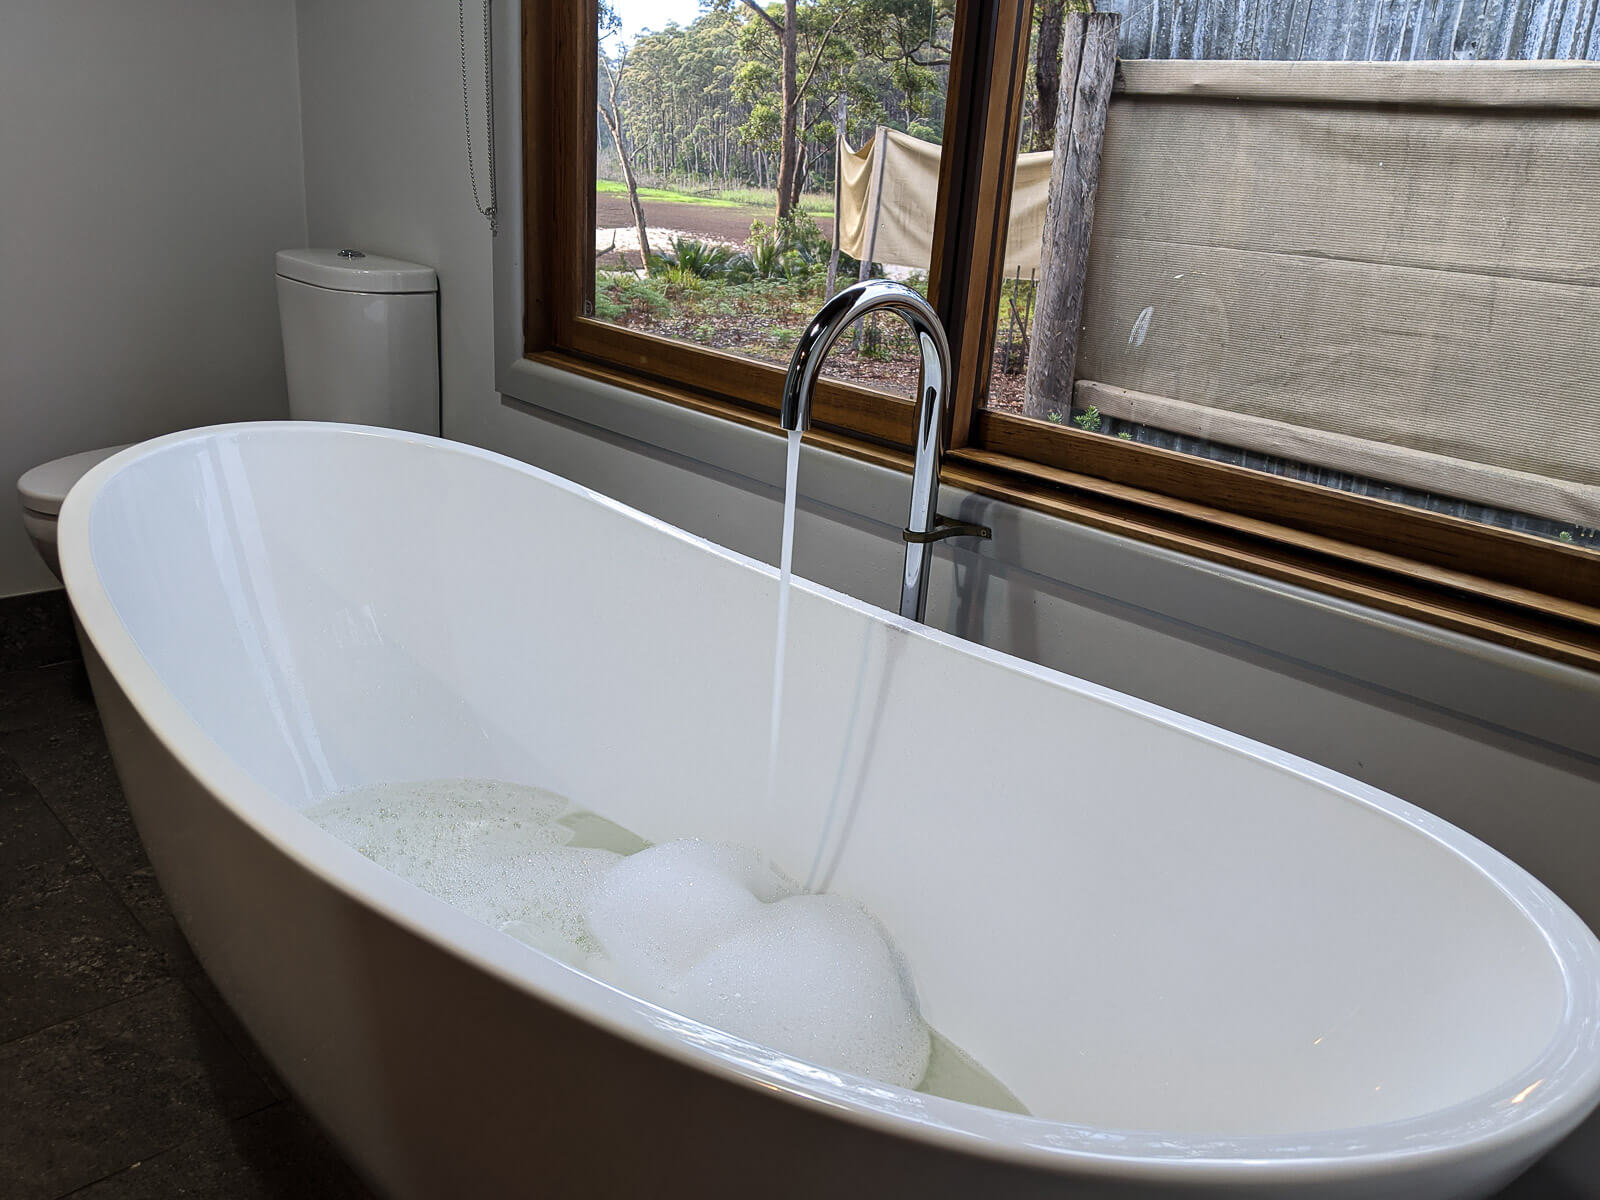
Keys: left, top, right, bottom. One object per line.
{"left": 988, "top": 1, "right": 1600, "bottom": 551}
{"left": 593, "top": 1, "right": 955, "bottom": 396}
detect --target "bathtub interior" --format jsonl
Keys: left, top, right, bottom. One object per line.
{"left": 81, "top": 425, "right": 1570, "bottom": 1139}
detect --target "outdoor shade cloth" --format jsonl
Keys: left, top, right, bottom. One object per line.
{"left": 838, "top": 127, "right": 1053, "bottom": 273}
{"left": 1073, "top": 59, "right": 1600, "bottom": 526}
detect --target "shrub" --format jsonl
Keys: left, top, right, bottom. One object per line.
{"left": 777, "top": 209, "right": 831, "bottom": 262}
{"left": 749, "top": 234, "right": 788, "bottom": 280}
{"left": 749, "top": 210, "right": 831, "bottom": 280}
{"left": 595, "top": 271, "right": 669, "bottom": 320}
{"left": 650, "top": 236, "right": 754, "bottom": 284}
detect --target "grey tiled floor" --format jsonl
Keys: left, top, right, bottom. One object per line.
{"left": 0, "top": 655, "right": 371, "bottom": 1199}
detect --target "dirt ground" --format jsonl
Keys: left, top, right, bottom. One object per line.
{"left": 595, "top": 195, "right": 834, "bottom": 267}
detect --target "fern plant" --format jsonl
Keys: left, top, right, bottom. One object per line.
{"left": 651, "top": 236, "right": 754, "bottom": 284}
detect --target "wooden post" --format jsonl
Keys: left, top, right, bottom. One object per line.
{"left": 1023, "top": 13, "right": 1119, "bottom": 421}
{"left": 854, "top": 125, "right": 889, "bottom": 352}
{"left": 859, "top": 125, "right": 888, "bottom": 282}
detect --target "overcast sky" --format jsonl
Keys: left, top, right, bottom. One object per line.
{"left": 613, "top": 0, "right": 709, "bottom": 44}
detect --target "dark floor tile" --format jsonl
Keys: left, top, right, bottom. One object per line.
{"left": 1, "top": 750, "right": 168, "bottom": 1041}
{"left": 180, "top": 968, "right": 290, "bottom": 1102}
{"left": 0, "top": 589, "right": 78, "bottom": 671}
{"left": 1494, "top": 1166, "right": 1592, "bottom": 1199}
{"left": 67, "top": 1102, "right": 373, "bottom": 1199}
{"left": 136, "top": 912, "right": 204, "bottom": 979}
{"left": 1, "top": 713, "right": 124, "bottom": 826}
{"left": 1492, "top": 1108, "right": 1600, "bottom": 1198}
{"left": 0, "top": 714, "right": 170, "bottom": 936}
{"left": 0, "top": 863, "right": 169, "bottom": 1043}
{"left": 0, "top": 749, "right": 78, "bottom": 879}
{"left": 0, "top": 979, "right": 275, "bottom": 1200}
{"left": 0, "top": 659, "right": 97, "bottom": 734}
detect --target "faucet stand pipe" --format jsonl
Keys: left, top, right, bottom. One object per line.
{"left": 779, "top": 280, "right": 991, "bottom": 623}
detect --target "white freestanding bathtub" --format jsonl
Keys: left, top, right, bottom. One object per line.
{"left": 59, "top": 423, "right": 1600, "bottom": 1199}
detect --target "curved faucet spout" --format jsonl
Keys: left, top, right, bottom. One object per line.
{"left": 780, "top": 280, "right": 988, "bottom": 624}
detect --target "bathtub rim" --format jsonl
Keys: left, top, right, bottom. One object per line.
{"left": 57, "top": 420, "right": 1600, "bottom": 1188}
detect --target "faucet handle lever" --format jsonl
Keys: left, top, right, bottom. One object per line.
{"left": 902, "top": 515, "right": 992, "bottom": 544}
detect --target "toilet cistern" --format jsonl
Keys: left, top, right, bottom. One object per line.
{"left": 274, "top": 248, "right": 440, "bottom": 435}
{"left": 780, "top": 280, "right": 990, "bottom": 623}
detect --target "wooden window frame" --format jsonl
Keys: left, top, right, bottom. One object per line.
{"left": 520, "top": 0, "right": 1600, "bottom": 671}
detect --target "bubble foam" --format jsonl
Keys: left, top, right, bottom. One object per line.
{"left": 587, "top": 840, "right": 931, "bottom": 1090}
{"left": 306, "top": 781, "right": 931, "bottom": 1090}
{"left": 305, "top": 779, "right": 620, "bottom": 963}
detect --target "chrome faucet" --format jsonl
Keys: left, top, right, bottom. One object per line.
{"left": 780, "top": 280, "right": 990, "bottom": 623}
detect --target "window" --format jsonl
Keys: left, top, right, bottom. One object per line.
{"left": 590, "top": 0, "right": 951, "bottom": 405}
{"left": 522, "top": 0, "right": 1600, "bottom": 669}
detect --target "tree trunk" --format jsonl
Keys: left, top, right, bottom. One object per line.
{"left": 600, "top": 64, "right": 651, "bottom": 276}
{"left": 1034, "top": 0, "right": 1066, "bottom": 152}
{"left": 791, "top": 143, "right": 808, "bottom": 212}
{"left": 775, "top": 0, "right": 799, "bottom": 222}
{"left": 620, "top": 147, "right": 650, "bottom": 273}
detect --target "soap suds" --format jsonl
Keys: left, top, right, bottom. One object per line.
{"left": 306, "top": 779, "right": 931, "bottom": 1090}
{"left": 589, "top": 841, "right": 929, "bottom": 1089}
{"left": 307, "top": 779, "right": 618, "bottom": 939}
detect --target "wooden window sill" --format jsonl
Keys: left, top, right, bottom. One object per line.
{"left": 527, "top": 349, "right": 1600, "bottom": 673}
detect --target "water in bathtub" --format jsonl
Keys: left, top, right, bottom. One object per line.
{"left": 306, "top": 777, "right": 1024, "bottom": 1114}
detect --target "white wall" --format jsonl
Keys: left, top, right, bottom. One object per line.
{"left": 294, "top": 0, "right": 499, "bottom": 444}
{"left": 0, "top": 0, "right": 307, "bottom": 597}
{"left": 298, "top": 2, "right": 1600, "bottom": 1187}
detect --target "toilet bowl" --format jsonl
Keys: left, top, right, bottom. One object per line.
{"left": 18, "top": 445, "right": 133, "bottom": 581}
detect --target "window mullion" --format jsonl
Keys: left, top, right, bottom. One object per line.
{"left": 930, "top": 0, "right": 1035, "bottom": 453}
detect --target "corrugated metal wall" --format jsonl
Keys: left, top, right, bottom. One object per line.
{"left": 1097, "top": 0, "right": 1600, "bottom": 61}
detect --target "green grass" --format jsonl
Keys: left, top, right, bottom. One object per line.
{"left": 595, "top": 179, "right": 740, "bottom": 207}
{"left": 595, "top": 178, "right": 833, "bottom": 217}
{"left": 713, "top": 187, "right": 835, "bottom": 216}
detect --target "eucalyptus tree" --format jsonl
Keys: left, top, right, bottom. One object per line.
{"left": 598, "top": 1, "right": 651, "bottom": 272}
{"left": 720, "top": 0, "right": 955, "bottom": 218}
{"left": 603, "top": 0, "right": 959, "bottom": 213}
{"left": 615, "top": 13, "right": 746, "bottom": 186}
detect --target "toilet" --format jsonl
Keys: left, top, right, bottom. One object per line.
{"left": 16, "top": 248, "right": 439, "bottom": 581}
{"left": 18, "top": 445, "right": 135, "bottom": 580}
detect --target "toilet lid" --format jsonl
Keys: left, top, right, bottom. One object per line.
{"left": 18, "top": 444, "right": 133, "bottom": 516}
